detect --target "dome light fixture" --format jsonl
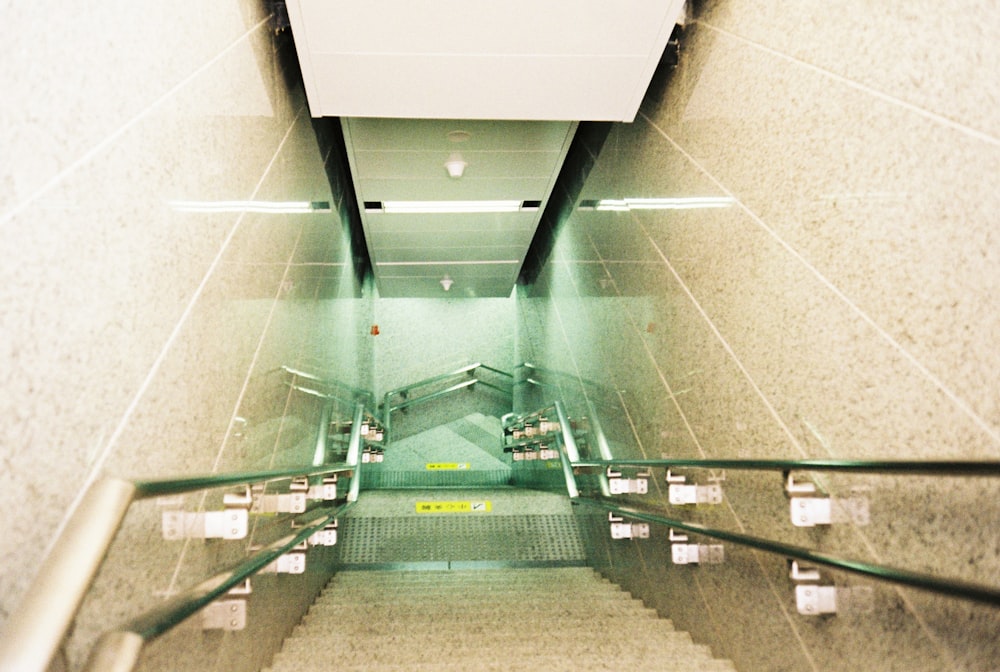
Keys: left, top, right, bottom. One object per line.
{"left": 444, "top": 152, "right": 467, "bottom": 179}
{"left": 440, "top": 275, "right": 454, "bottom": 291}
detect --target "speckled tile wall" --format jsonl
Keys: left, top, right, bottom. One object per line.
{"left": 0, "top": 2, "right": 371, "bottom": 670}
{"left": 517, "top": 2, "right": 1000, "bottom": 670}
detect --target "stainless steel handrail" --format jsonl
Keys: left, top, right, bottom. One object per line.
{"left": 570, "top": 458, "right": 1000, "bottom": 476}
{"left": 554, "top": 401, "right": 581, "bottom": 498}
{"left": 81, "top": 505, "right": 352, "bottom": 672}
{"left": 0, "top": 402, "right": 369, "bottom": 672}
{"left": 380, "top": 363, "right": 513, "bottom": 441}
{"left": 520, "top": 397, "right": 1000, "bottom": 606}
{"left": 282, "top": 365, "right": 375, "bottom": 407}
{"left": 576, "top": 498, "right": 1000, "bottom": 607}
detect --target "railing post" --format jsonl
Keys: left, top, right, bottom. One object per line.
{"left": 0, "top": 478, "right": 137, "bottom": 672}
{"left": 382, "top": 392, "right": 393, "bottom": 446}
{"left": 584, "top": 398, "right": 613, "bottom": 497}
{"left": 312, "top": 401, "right": 333, "bottom": 466}
{"left": 346, "top": 402, "right": 366, "bottom": 502}
{"left": 82, "top": 631, "right": 144, "bottom": 672}
{"left": 554, "top": 401, "right": 580, "bottom": 498}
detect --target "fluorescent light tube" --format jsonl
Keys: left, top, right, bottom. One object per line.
{"left": 169, "top": 200, "right": 331, "bottom": 213}
{"left": 380, "top": 201, "right": 523, "bottom": 214}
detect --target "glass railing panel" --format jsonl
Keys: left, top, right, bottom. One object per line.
{"left": 381, "top": 364, "right": 512, "bottom": 444}
{"left": 568, "top": 462, "right": 1000, "bottom": 671}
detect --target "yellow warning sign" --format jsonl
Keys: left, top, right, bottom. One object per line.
{"left": 425, "top": 462, "right": 471, "bottom": 471}
{"left": 415, "top": 500, "right": 492, "bottom": 514}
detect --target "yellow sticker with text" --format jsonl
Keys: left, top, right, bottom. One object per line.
{"left": 425, "top": 462, "right": 471, "bottom": 470}
{"left": 415, "top": 500, "right": 492, "bottom": 514}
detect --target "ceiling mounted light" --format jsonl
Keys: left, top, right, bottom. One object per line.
{"left": 440, "top": 275, "right": 454, "bottom": 291}
{"left": 168, "top": 200, "right": 332, "bottom": 213}
{"left": 380, "top": 200, "right": 523, "bottom": 214}
{"left": 447, "top": 130, "right": 472, "bottom": 143}
{"left": 444, "top": 152, "right": 468, "bottom": 179}
{"left": 576, "top": 196, "right": 735, "bottom": 212}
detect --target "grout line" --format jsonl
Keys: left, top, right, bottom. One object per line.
{"left": 584, "top": 233, "right": 709, "bottom": 461}
{"left": 0, "top": 14, "right": 274, "bottom": 229}
{"left": 640, "top": 111, "right": 1000, "bottom": 450}
{"left": 638, "top": 115, "right": 961, "bottom": 668}
{"left": 615, "top": 388, "right": 666, "bottom": 500}
{"left": 212, "top": 222, "right": 305, "bottom": 475}
{"left": 235, "top": 242, "right": 305, "bottom": 560}
{"left": 47, "top": 103, "right": 306, "bottom": 564}
{"left": 635, "top": 214, "right": 810, "bottom": 459}
{"left": 747, "top": 548, "right": 822, "bottom": 672}
{"left": 593, "top": 231, "right": 820, "bottom": 672}
{"left": 160, "top": 127, "right": 309, "bottom": 596}
{"left": 694, "top": 20, "right": 1000, "bottom": 148}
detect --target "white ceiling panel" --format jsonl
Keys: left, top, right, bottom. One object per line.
{"left": 297, "top": 0, "right": 669, "bottom": 56}
{"left": 353, "top": 150, "right": 564, "bottom": 180}
{"left": 285, "top": 0, "right": 686, "bottom": 120}
{"left": 376, "top": 246, "right": 527, "bottom": 263}
{"left": 370, "top": 231, "right": 535, "bottom": 252}
{"left": 356, "top": 178, "right": 555, "bottom": 203}
{"left": 345, "top": 119, "right": 574, "bottom": 151}
{"left": 365, "top": 211, "right": 538, "bottom": 235}
{"left": 343, "top": 118, "right": 576, "bottom": 298}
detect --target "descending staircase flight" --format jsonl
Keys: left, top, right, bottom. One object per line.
{"left": 261, "top": 410, "right": 735, "bottom": 671}
{"left": 263, "top": 567, "right": 737, "bottom": 672}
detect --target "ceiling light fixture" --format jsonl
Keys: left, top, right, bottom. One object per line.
{"left": 168, "top": 200, "right": 331, "bottom": 213}
{"left": 380, "top": 200, "right": 523, "bottom": 214}
{"left": 444, "top": 152, "right": 468, "bottom": 179}
{"left": 578, "top": 197, "right": 735, "bottom": 211}
{"left": 440, "top": 275, "right": 454, "bottom": 291}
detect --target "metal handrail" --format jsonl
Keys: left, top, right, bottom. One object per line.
{"left": 518, "top": 362, "right": 606, "bottom": 395}
{"left": 82, "top": 504, "right": 351, "bottom": 671}
{"left": 570, "top": 458, "right": 1000, "bottom": 476}
{"left": 383, "top": 362, "right": 479, "bottom": 402}
{"left": 389, "top": 379, "right": 478, "bottom": 413}
{"left": 282, "top": 365, "right": 375, "bottom": 407}
{"left": 526, "top": 397, "right": 1000, "bottom": 607}
{"left": 554, "top": 401, "right": 581, "bottom": 498}
{"left": 381, "top": 363, "right": 513, "bottom": 441}
{"left": 0, "top": 402, "right": 369, "bottom": 672}
{"left": 576, "top": 498, "right": 1000, "bottom": 607}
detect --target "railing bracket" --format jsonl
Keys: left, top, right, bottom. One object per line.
{"left": 669, "top": 529, "right": 724, "bottom": 565}
{"left": 162, "top": 508, "right": 249, "bottom": 540}
{"left": 251, "top": 491, "right": 307, "bottom": 515}
{"left": 607, "top": 467, "right": 650, "bottom": 495}
{"left": 790, "top": 496, "right": 869, "bottom": 527}
{"left": 310, "top": 520, "right": 338, "bottom": 546}
{"left": 795, "top": 585, "right": 838, "bottom": 615}
{"left": 202, "top": 599, "right": 246, "bottom": 631}
{"left": 789, "top": 560, "right": 821, "bottom": 582}
{"left": 259, "top": 551, "right": 306, "bottom": 574}
{"left": 608, "top": 512, "right": 650, "bottom": 540}
{"left": 666, "top": 470, "right": 723, "bottom": 505}
{"left": 785, "top": 472, "right": 817, "bottom": 495}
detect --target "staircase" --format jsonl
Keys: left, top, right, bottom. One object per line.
{"left": 261, "top": 400, "right": 736, "bottom": 672}
{"left": 363, "top": 413, "right": 510, "bottom": 489}
{"left": 263, "top": 567, "right": 737, "bottom": 672}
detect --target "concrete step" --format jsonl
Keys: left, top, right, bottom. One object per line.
{"left": 306, "top": 601, "right": 660, "bottom": 620}
{"left": 327, "top": 567, "right": 603, "bottom": 584}
{"left": 264, "top": 566, "right": 737, "bottom": 672}
{"left": 265, "top": 653, "right": 737, "bottom": 672}
{"left": 277, "top": 634, "right": 707, "bottom": 665}
{"left": 324, "top": 578, "right": 612, "bottom": 593}
{"left": 294, "top": 615, "right": 675, "bottom": 637}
